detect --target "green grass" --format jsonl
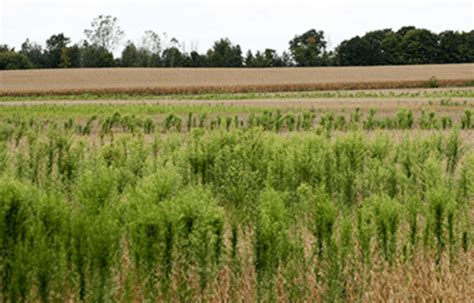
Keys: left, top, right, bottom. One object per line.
{"left": 0, "top": 126, "right": 472, "bottom": 301}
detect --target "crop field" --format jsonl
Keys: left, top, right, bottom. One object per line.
{"left": 1, "top": 63, "right": 473, "bottom": 96}
{"left": 0, "top": 66, "right": 473, "bottom": 302}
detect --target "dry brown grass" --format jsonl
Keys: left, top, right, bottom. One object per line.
{"left": 1, "top": 64, "right": 473, "bottom": 96}
{"left": 113, "top": 229, "right": 474, "bottom": 302}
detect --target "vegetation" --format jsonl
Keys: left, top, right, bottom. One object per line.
{"left": 0, "top": 104, "right": 472, "bottom": 301}
{"left": 2, "top": 87, "right": 473, "bottom": 101}
{"left": 1, "top": 17, "right": 473, "bottom": 69}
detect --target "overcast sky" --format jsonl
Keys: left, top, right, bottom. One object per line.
{"left": 1, "top": 0, "right": 473, "bottom": 55}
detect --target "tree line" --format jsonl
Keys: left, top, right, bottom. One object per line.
{"left": 1, "top": 15, "right": 473, "bottom": 69}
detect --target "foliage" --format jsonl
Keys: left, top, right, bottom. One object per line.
{"left": 0, "top": 116, "right": 472, "bottom": 301}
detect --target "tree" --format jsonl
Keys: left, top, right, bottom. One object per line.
{"left": 396, "top": 26, "right": 417, "bottom": 37}
{"left": 0, "top": 45, "right": 14, "bottom": 52}
{"left": 207, "top": 38, "right": 243, "bottom": 67}
{"left": 0, "top": 52, "right": 32, "bottom": 69}
{"left": 20, "top": 39, "right": 46, "bottom": 68}
{"left": 188, "top": 50, "right": 207, "bottom": 67}
{"left": 437, "top": 31, "right": 465, "bottom": 63}
{"left": 161, "top": 47, "right": 187, "bottom": 67}
{"left": 141, "top": 30, "right": 162, "bottom": 54}
{"left": 245, "top": 49, "right": 287, "bottom": 67}
{"left": 59, "top": 48, "right": 72, "bottom": 68}
{"left": 244, "top": 50, "right": 255, "bottom": 67}
{"left": 45, "top": 33, "right": 71, "bottom": 68}
{"left": 80, "top": 42, "right": 115, "bottom": 67}
{"left": 381, "top": 32, "right": 404, "bottom": 64}
{"left": 68, "top": 44, "right": 82, "bottom": 67}
{"left": 140, "top": 30, "right": 162, "bottom": 67}
{"left": 336, "top": 36, "right": 373, "bottom": 66}
{"left": 84, "top": 15, "right": 124, "bottom": 52}
{"left": 401, "top": 28, "right": 439, "bottom": 64}
{"left": 289, "top": 29, "right": 327, "bottom": 66}
{"left": 336, "top": 29, "right": 394, "bottom": 66}
{"left": 121, "top": 41, "right": 140, "bottom": 67}
{"left": 461, "top": 30, "right": 474, "bottom": 62}
{"left": 280, "top": 51, "right": 294, "bottom": 67}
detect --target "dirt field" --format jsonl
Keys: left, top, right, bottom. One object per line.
{"left": 1, "top": 64, "right": 473, "bottom": 95}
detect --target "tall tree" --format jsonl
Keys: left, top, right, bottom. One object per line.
{"left": 401, "top": 28, "right": 439, "bottom": 64}
{"left": 380, "top": 32, "right": 403, "bottom": 64}
{"left": 80, "top": 41, "right": 115, "bottom": 67}
{"left": 140, "top": 30, "right": 162, "bottom": 66}
{"left": 68, "top": 44, "right": 82, "bottom": 67}
{"left": 161, "top": 47, "right": 187, "bottom": 67}
{"left": 84, "top": 15, "right": 124, "bottom": 52}
{"left": 336, "top": 36, "right": 373, "bottom": 66}
{"left": 289, "top": 29, "right": 327, "bottom": 66}
{"left": 20, "top": 39, "right": 46, "bottom": 68}
{"left": 437, "top": 31, "right": 465, "bottom": 63}
{"left": 336, "top": 29, "right": 394, "bottom": 66}
{"left": 188, "top": 50, "right": 207, "bottom": 67}
{"left": 141, "top": 30, "right": 162, "bottom": 54}
{"left": 121, "top": 41, "right": 140, "bottom": 67}
{"left": 45, "top": 33, "right": 71, "bottom": 68}
{"left": 207, "top": 38, "right": 243, "bottom": 67}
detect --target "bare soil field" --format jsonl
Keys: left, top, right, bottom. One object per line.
{"left": 1, "top": 64, "right": 473, "bottom": 96}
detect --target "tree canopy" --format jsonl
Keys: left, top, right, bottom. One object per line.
{"left": 1, "top": 16, "right": 473, "bottom": 70}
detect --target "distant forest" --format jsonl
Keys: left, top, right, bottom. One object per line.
{"left": 1, "top": 15, "right": 473, "bottom": 69}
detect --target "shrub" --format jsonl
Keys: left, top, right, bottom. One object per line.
{"left": 254, "top": 188, "right": 289, "bottom": 301}
{"left": 0, "top": 51, "right": 32, "bottom": 70}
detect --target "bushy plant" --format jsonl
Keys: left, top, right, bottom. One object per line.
{"left": 254, "top": 188, "right": 289, "bottom": 301}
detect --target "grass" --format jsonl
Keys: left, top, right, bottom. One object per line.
{"left": 0, "top": 65, "right": 473, "bottom": 301}
{"left": 0, "top": 126, "right": 472, "bottom": 301}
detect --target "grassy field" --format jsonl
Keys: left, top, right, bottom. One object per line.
{"left": 1, "top": 64, "right": 473, "bottom": 96}
{"left": 0, "top": 66, "right": 473, "bottom": 302}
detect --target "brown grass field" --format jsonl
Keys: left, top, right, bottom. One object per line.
{"left": 1, "top": 63, "right": 473, "bottom": 96}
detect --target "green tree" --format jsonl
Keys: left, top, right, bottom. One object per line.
{"left": 289, "top": 29, "right": 328, "bottom": 66}
{"left": 336, "top": 36, "right": 372, "bottom": 66}
{"left": 381, "top": 32, "right": 403, "bottom": 64}
{"left": 141, "top": 30, "right": 162, "bottom": 66}
{"left": 437, "top": 31, "right": 467, "bottom": 63}
{"left": 121, "top": 42, "right": 140, "bottom": 67}
{"left": 67, "top": 44, "right": 82, "bottom": 67}
{"left": 161, "top": 47, "right": 187, "bottom": 67}
{"left": 244, "top": 50, "right": 255, "bottom": 67}
{"left": 0, "top": 52, "right": 32, "bottom": 69}
{"left": 20, "top": 39, "right": 46, "bottom": 68}
{"left": 188, "top": 50, "right": 207, "bottom": 67}
{"left": 401, "top": 28, "right": 439, "bottom": 64}
{"left": 336, "top": 29, "right": 392, "bottom": 66}
{"left": 45, "top": 33, "right": 71, "bottom": 68}
{"left": 207, "top": 38, "right": 243, "bottom": 67}
{"left": 80, "top": 42, "right": 115, "bottom": 67}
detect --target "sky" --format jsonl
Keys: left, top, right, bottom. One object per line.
{"left": 1, "top": 0, "right": 473, "bottom": 55}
